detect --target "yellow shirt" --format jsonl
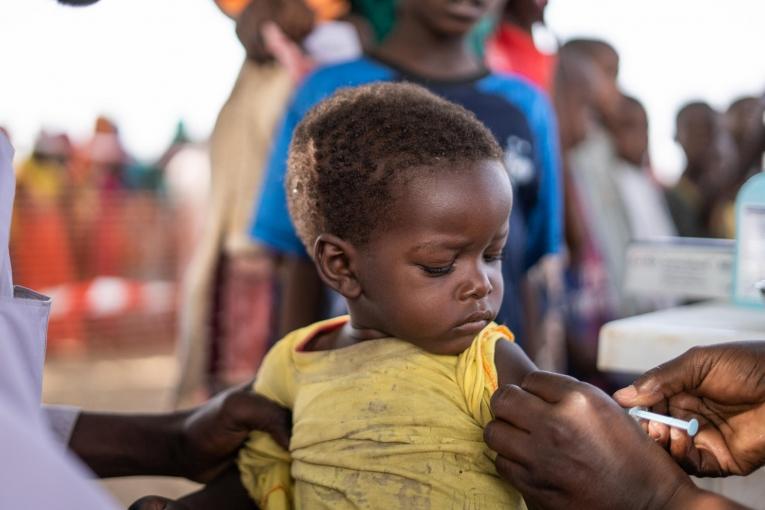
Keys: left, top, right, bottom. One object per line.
{"left": 238, "top": 316, "right": 526, "bottom": 510}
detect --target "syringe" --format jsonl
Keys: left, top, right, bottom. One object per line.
{"left": 628, "top": 407, "right": 699, "bottom": 437}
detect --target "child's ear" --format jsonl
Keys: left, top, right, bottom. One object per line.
{"left": 313, "top": 234, "right": 362, "bottom": 299}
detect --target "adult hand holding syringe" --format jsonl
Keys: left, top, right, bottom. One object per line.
{"left": 615, "top": 342, "right": 765, "bottom": 477}
{"left": 486, "top": 344, "right": 765, "bottom": 510}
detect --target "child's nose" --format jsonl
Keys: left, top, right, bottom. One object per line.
{"left": 459, "top": 262, "right": 493, "bottom": 300}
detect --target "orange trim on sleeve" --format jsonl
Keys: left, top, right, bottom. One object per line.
{"left": 294, "top": 315, "right": 350, "bottom": 352}
{"left": 260, "top": 484, "right": 287, "bottom": 508}
{"left": 481, "top": 325, "right": 515, "bottom": 391}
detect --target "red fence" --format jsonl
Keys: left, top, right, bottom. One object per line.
{"left": 10, "top": 186, "right": 198, "bottom": 353}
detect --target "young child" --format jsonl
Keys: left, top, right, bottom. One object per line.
{"left": 179, "top": 83, "right": 536, "bottom": 509}
{"left": 251, "top": 0, "right": 561, "bottom": 360}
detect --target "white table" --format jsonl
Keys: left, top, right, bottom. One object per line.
{"left": 598, "top": 301, "right": 765, "bottom": 374}
{"left": 597, "top": 301, "right": 765, "bottom": 507}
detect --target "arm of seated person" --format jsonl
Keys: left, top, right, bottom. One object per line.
{"left": 69, "top": 382, "right": 290, "bottom": 482}
{"left": 494, "top": 338, "right": 538, "bottom": 389}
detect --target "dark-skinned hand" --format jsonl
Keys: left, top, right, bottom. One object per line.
{"left": 486, "top": 371, "right": 697, "bottom": 510}
{"left": 128, "top": 496, "right": 190, "bottom": 510}
{"left": 614, "top": 342, "right": 765, "bottom": 477}
{"left": 178, "top": 380, "right": 291, "bottom": 483}
{"left": 235, "top": 0, "right": 314, "bottom": 63}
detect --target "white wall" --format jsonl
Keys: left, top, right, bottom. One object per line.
{"left": 0, "top": 0, "right": 243, "bottom": 160}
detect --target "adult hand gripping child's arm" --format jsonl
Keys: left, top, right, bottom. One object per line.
{"left": 129, "top": 334, "right": 300, "bottom": 510}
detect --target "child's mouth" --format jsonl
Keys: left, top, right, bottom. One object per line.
{"left": 454, "top": 310, "right": 493, "bottom": 334}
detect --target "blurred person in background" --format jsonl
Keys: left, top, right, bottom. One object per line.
{"left": 12, "top": 131, "right": 76, "bottom": 292}
{"left": 610, "top": 95, "right": 676, "bottom": 313}
{"left": 731, "top": 94, "right": 765, "bottom": 181}
{"left": 484, "top": 0, "right": 565, "bottom": 371}
{"left": 485, "top": 0, "right": 555, "bottom": 92}
{"left": 712, "top": 95, "right": 765, "bottom": 238}
{"left": 612, "top": 95, "right": 676, "bottom": 242}
{"left": 68, "top": 115, "right": 131, "bottom": 278}
{"left": 727, "top": 95, "right": 762, "bottom": 181}
{"left": 561, "top": 40, "right": 630, "bottom": 301}
{"left": 11, "top": 131, "right": 81, "bottom": 348}
{"left": 175, "top": 0, "right": 367, "bottom": 403}
{"left": 555, "top": 39, "right": 673, "bottom": 388}
{"left": 554, "top": 44, "right": 618, "bottom": 387}
{"left": 249, "top": 0, "right": 564, "bottom": 371}
{"left": 667, "top": 101, "right": 738, "bottom": 238}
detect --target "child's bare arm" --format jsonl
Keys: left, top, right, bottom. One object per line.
{"left": 494, "top": 339, "right": 538, "bottom": 388}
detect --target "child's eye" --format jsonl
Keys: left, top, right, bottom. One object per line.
{"left": 484, "top": 251, "right": 504, "bottom": 263}
{"left": 418, "top": 264, "right": 454, "bottom": 277}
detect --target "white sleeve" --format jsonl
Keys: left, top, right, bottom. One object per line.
{"left": 0, "top": 406, "right": 120, "bottom": 510}
{"left": 44, "top": 404, "right": 82, "bottom": 445}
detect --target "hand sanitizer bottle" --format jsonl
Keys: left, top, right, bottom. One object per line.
{"left": 734, "top": 157, "right": 765, "bottom": 307}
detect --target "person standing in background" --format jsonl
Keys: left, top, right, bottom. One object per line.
{"left": 554, "top": 44, "right": 619, "bottom": 387}
{"left": 612, "top": 95, "right": 676, "bottom": 242}
{"left": 11, "top": 132, "right": 80, "bottom": 347}
{"left": 555, "top": 40, "right": 664, "bottom": 388}
{"left": 175, "top": 0, "right": 365, "bottom": 403}
{"left": 484, "top": 0, "right": 565, "bottom": 372}
{"left": 667, "top": 101, "right": 738, "bottom": 239}
{"left": 709, "top": 95, "right": 765, "bottom": 238}
{"left": 485, "top": 0, "right": 555, "bottom": 92}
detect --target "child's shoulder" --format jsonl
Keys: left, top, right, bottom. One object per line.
{"left": 467, "top": 323, "right": 536, "bottom": 389}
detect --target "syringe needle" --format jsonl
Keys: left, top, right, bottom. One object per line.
{"left": 628, "top": 407, "right": 699, "bottom": 437}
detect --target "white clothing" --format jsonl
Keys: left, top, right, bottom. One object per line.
{"left": 0, "top": 133, "right": 119, "bottom": 510}
{"left": 614, "top": 161, "right": 676, "bottom": 240}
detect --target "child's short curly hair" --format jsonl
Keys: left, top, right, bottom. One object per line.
{"left": 286, "top": 82, "right": 503, "bottom": 251}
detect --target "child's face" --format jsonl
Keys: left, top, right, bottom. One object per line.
{"left": 349, "top": 159, "right": 512, "bottom": 355}
{"left": 400, "top": 0, "right": 499, "bottom": 38}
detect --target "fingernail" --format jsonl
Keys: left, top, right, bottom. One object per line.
{"left": 670, "top": 428, "right": 682, "bottom": 441}
{"left": 614, "top": 385, "right": 637, "bottom": 401}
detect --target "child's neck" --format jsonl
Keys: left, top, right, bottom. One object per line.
{"left": 303, "top": 320, "right": 391, "bottom": 352}
{"left": 374, "top": 19, "right": 484, "bottom": 81}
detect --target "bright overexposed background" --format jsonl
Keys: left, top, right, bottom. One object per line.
{"left": 1, "top": 0, "right": 764, "bottom": 182}
{"left": 0, "top": 0, "right": 243, "bottom": 160}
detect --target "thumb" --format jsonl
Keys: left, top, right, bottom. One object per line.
{"left": 614, "top": 348, "right": 703, "bottom": 408}
{"left": 228, "top": 390, "right": 292, "bottom": 450}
